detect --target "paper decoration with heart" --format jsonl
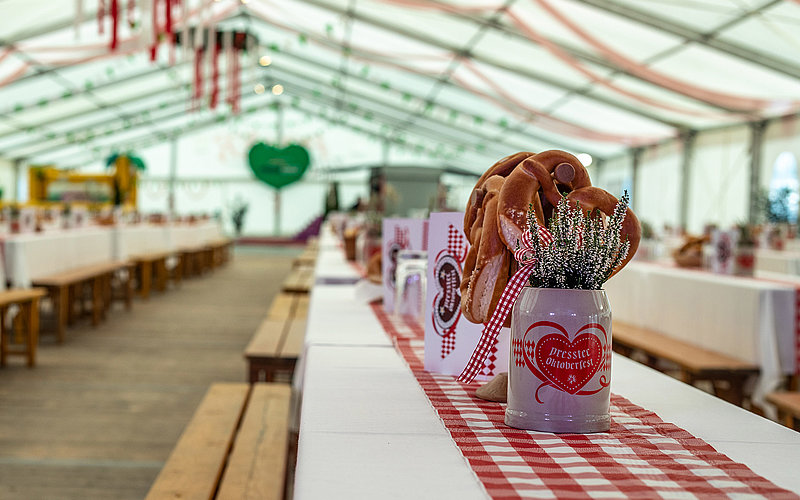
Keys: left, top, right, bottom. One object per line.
{"left": 423, "top": 212, "right": 510, "bottom": 379}
{"left": 247, "top": 142, "right": 310, "bottom": 189}
{"left": 382, "top": 218, "right": 426, "bottom": 314}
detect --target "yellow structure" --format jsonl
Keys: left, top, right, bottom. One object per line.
{"left": 28, "top": 155, "right": 139, "bottom": 209}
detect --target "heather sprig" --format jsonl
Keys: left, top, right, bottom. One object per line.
{"left": 526, "top": 192, "right": 631, "bottom": 290}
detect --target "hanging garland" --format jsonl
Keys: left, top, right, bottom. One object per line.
{"left": 175, "top": 27, "right": 257, "bottom": 115}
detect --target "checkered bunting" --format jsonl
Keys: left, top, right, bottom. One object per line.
{"left": 371, "top": 304, "right": 796, "bottom": 500}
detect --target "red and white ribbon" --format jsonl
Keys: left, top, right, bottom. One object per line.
{"left": 457, "top": 225, "right": 553, "bottom": 383}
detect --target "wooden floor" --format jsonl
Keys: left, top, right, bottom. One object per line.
{"left": 0, "top": 247, "right": 298, "bottom": 500}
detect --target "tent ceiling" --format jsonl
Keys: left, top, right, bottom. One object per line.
{"left": 0, "top": 0, "right": 798, "bottom": 172}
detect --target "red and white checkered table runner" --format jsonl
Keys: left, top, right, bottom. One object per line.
{"left": 370, "top": 303, "right": 797, "bottom": 499}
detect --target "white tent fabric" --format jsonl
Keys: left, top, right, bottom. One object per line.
{"left": 0, "top": 0, "right": 799, "bottom": 234}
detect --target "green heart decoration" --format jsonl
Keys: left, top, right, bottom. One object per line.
{"left": 248, "top": 142, "right": 310, "bottom": 189}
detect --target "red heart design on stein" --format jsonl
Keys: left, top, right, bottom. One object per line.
{"left": 530, "top": 332, "right": 603, "bottom": 394}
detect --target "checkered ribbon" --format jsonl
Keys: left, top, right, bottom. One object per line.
{"left": 370, "top": 306, "right": 795, "bottom": 500}
{"left": 457, "top": 226, "right": 553, "bottom": 383}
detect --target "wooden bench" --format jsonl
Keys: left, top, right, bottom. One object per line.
{"left": 292, "top": 239, "right": 318, "bottom": 268}
{"left": 208, "top": 238, "right": 233, "bottom": 268}
{"left": 613, "top": 321, "right": 759, "bottom": 407}
{"left": 766, "top": 392, "right": 800, "bottom": 431}
{"left": 178, "top": 246, "right": 213, "bottom": 278}
{"left": 32, "top": 261, "right": 134, "bottom": 342}
{"left": 0, "top": 288, "right": 47, "bottom": 367}
{"left": 282, "top": 265, "right": 314, "bottom": 294}
{"left": 245, "top": 293, "right": 309, "bottom": 383}
{"left": 145, "top": 382, "right": 291, "bottom": 500}
{"left": 130, "top": 251, "right": 173, "bottom": 299}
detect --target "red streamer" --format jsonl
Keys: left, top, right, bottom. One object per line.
{"left": 210, "top": 42, "right": 220, "bottom": 109}
{"left": 110, "top": 0, "right": 119, "bottom": 50}
{"left": 150, "top": 0, "right": 159, "bottom": 61}
{"left": 531, "top": 0, "right": 788, "bottom": 113}
{"left": 98, "top": 0, "right": 105, "bottom": 35}
{"left": 194, "top": 47, "right": 204, "bottom": 102}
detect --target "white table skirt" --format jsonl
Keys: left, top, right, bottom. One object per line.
{"left": 167, "top": 221, "right": 223, "bottom": 249}
{"left": 604, "top": 261, "right": 795, "bottom": 408}
{"left": 2, "top": 228, "right": 114, "bottom": 288}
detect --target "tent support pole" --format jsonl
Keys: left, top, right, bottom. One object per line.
{"left": 12, "top": 158, "right": 21, "bottom": 202}
{"left": 631, "top": 148, "right": 643, "bottom": 214}
{"left": 168, "top": 136, "right": 177, "bottom": 216}
{"left": 748, "top": 121, "right": 767, "bottom": 225}
{"left": 679, "top": 130, "right": 697, "bottom": 232}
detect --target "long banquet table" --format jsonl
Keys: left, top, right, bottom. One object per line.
{"left": 604, "top": 261, "right": 797, "bottom": 410}
{"left": 293, "top": 228, "right": 800, "bottom": 498}
{"left": 1, "top": 221, "right": 224, "bottom": 287}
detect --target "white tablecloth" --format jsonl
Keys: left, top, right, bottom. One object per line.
{"left": 113, "top": 224, "right": 171, "bottom": 260}
{"left": 294, "top": 228, "right": 800, "bottom": 498}
{"left": 756, "top": 248, "right": 800, "bottom": 276}
{"left": 2, "top": 228, "right": 114, "bottom": 288}
{"left": 167, "top": 221, "right": 223, "bottom": 250}
{"left": 604, "top": 261, "right": 796, "bottom": 409}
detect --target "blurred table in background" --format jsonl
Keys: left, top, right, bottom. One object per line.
{"left": 605, "top": 261, "right": 796, "bottom": 409}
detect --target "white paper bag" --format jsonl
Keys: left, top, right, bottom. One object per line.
{"left": 423, "top": 212, "right": 510, "bottom": 379}
{"left": 382, "top": 218, "right": 427, "bottom": 313}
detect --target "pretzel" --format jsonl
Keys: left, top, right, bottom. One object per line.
{"left": 462, "top": 193, "right": 510, "bottom": 323}
{"left": 497, "top": 150, "right": 591, "bottom": 251}
{"left": 460, "top": 150, "right": 638, "bottom": 327}
{"left": 464, "top": 152, "right": 535, "bottom": 241}
{"left": 565, "top": 186, "right": 641, "bottom": 276}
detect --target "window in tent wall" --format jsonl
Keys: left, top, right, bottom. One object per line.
{"left": 768, "top": 152, "right": 799, "bottom": 223}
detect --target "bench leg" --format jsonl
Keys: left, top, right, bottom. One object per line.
{"left": 54, "top": 286, "right": 68, "bottom": 343}
{"left": 25, "top": 298, "right": 39, "bottom": 367}
{"left": 92, "top": 277, "right": 103, "bottom": 326}
{"left": 139, "top": 261, "right": 152, "bottom": 299}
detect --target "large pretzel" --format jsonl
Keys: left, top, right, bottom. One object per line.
{"left": 461, "top": 176, "right": 511, "bottom": 323}
{"left": 464, "top": 152, "right": 534, "bottom": 242}
{"left": 460, "top": 150, "right": 640, "bottom": 326}
{"left": 497, "top": 150, "right": 591, "bottom": 251}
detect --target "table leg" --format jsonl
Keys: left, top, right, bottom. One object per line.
{"left": 156, "top": 258, "right": 167, "bottom": 292}
{"left": 55, "top": 286, "right": 68, "bottom": 343}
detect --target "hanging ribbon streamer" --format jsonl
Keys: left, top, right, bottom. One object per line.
{"left": 110, "top": 0, "right": 120, "bottom": 50}
{"left": 98, "top": 0, "right": 105, "bottom": 35}
{"left": 149, "top": 0, "right": 160, "bottom": 61}
{"left": 210, "top": 31, "right": 220, "bottom": 109}
{"left": 193, "top": 46, "right": 204, "bottom": 107}
{"left": 165, "top": 0, "right": 175, "bottom": 65}
{"left": 180, "top": 0, "right": 190, "bottom": 61}
{"left": 232, "top": 47, "right": 241, "bottom": 114}
{"left": 223, "top": 30, "right": 233, "bottom": 110}
{"left": 457, "top": 225, "right": 553, "bottom": 383}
